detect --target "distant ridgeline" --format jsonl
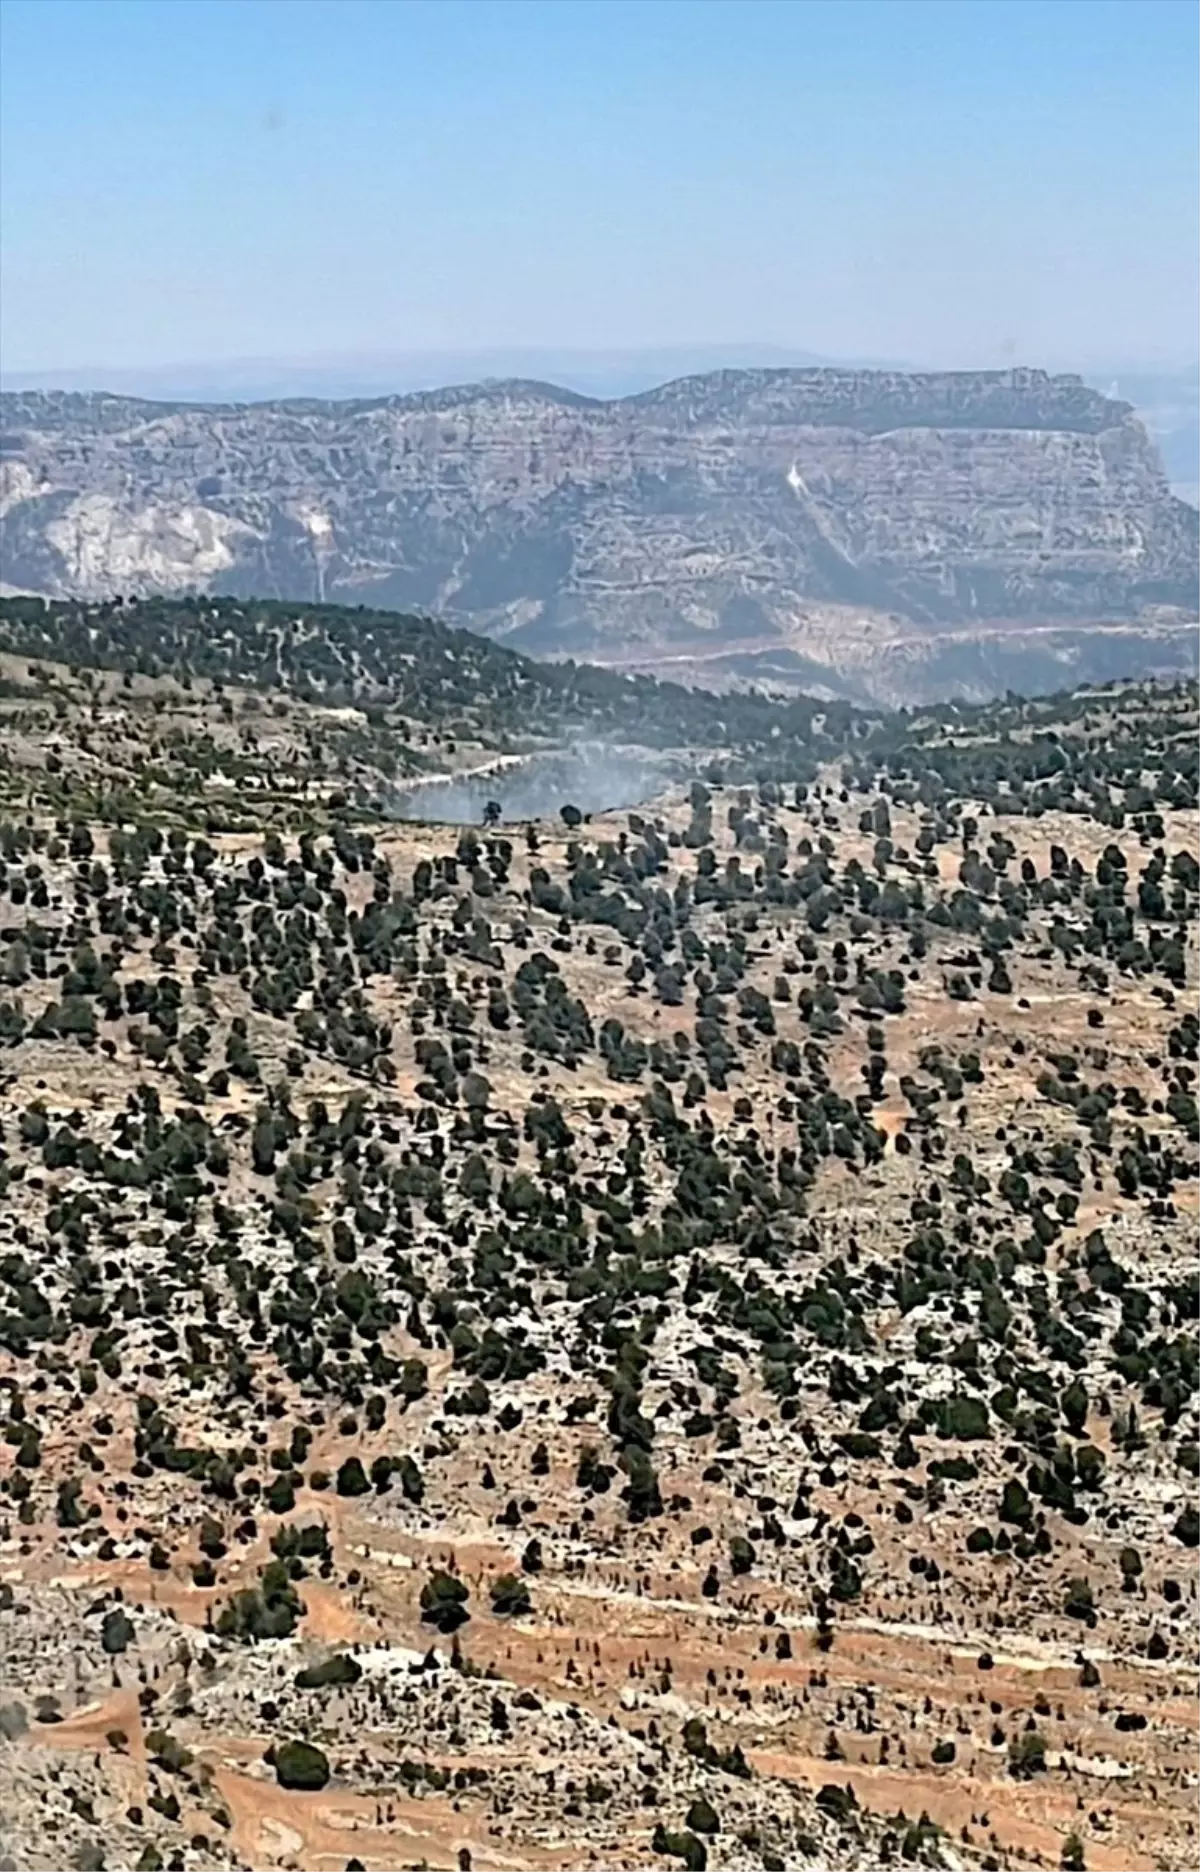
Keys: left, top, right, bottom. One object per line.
{"left": 0, "top": 593, "right": 845, "bottom": 767}
{"left": 0, "top": 595, "right": 1196, "bottom": 825}
{"left": 1, "top": 367, "right": 1196, "bottom": 704}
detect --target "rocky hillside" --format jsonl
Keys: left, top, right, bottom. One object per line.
{"left": 1, "top": 368, "right": 1196, "bottom": 703}
{"left": 0, "top": 637, "right": 1196, "bottom": 1872}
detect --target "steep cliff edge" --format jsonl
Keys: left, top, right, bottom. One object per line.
{"left": 2, "top": 368, "right": 1195, "bottom": 703}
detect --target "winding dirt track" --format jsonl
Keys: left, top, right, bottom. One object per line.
{"left": 17, "top": 1486, "right": 1197, "bottom": 1872}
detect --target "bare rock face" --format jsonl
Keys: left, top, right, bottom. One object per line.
{"left": 2, "top": 368, "right": 1195, "bottom": 702}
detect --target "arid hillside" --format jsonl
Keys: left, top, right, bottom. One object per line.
{"left": 0, "top": 598, "right": 1196, "bottom": 1872}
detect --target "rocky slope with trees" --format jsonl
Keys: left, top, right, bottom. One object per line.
{"left": 0, "top": 596, "right": 1196, "bottom": 1872}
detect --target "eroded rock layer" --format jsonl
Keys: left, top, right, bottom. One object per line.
{"left": 1, "top": 369, "right": 1196, "bottom": 702}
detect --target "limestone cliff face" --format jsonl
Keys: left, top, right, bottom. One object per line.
{"left": 1, "top": 368, "right": 1195, "bottom": 701}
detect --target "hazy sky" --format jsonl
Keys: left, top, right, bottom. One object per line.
{"left": 1, "top": 0, "right": 1196, "bottom": 375}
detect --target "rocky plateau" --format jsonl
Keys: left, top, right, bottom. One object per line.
{"left": 1, "top": 369, "right": 1196, "bottom": 707}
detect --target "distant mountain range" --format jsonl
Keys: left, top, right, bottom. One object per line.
{"left": 3, "top": 346, "right": 1193, "bottom": 492}
{"left": 0, "top": 343, "right": 886, "bottom": 405}
{"left": 1, "top": 364, "right": 1196, "bottom": 705}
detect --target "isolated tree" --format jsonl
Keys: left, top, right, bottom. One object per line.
{"left": 274, "top": 1738, "right": 330, "bottom": 1790}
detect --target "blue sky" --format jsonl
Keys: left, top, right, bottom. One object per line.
{"left": 0, "top": 0, "right": 1196, "bottom": 373}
